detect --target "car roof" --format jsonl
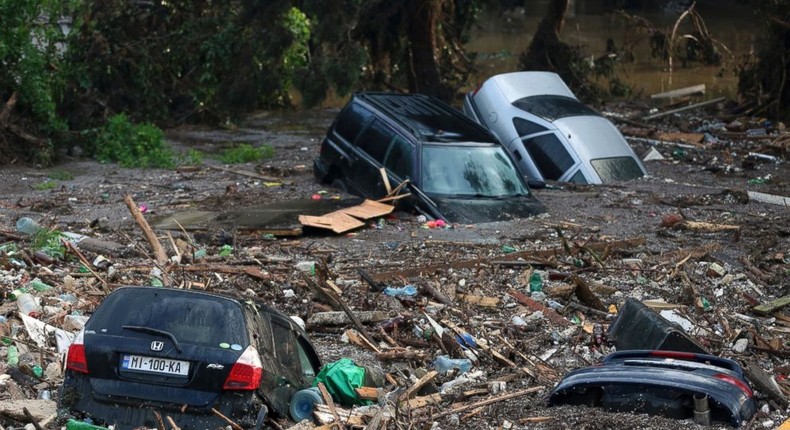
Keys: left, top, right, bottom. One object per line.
{"left": 480, "top": 71, "right": 576, "bottom": 103}
{"left": 355, "top": 92, "right": 496, "bottom": 144}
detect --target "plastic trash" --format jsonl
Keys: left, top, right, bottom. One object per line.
{"left": 7, "top": 345, "right": 18, "bottom": 367}
{"left": 16, "top": 293, "right": 41, "bottom": 318}
{"left": 433, "top": 355, "right": 472, "bottom": 374}
{"left": 313, "top": 358, "right": 369, "bottom": 406}
{"left": 529, "top": 272, "right": 543, "bottom": 292}
{"left": 8, "top": 288, "right": 28, "bottom": 301}
{"left": 455, "top": 333, "right": 477, "bottom": 350}
{"left": 382, "top": 285, "right": 417, "bottom": 297}
{"left": 59, "top": 293, "right": 78, "bottom": 304}
{"left": 290, "top": 387, "right": 324, "bottom": 422}
{"left": 27, "top": 278, "right": 53, "bottom": 292}
{"left": 15, "top": 217, "right": 41, "bottom": 235}
{"left": 296, "top": 261, "right": 316, "bottom": 275}
{"left": 511, "top": 315, "right": 527, "bottom": 326}
{"left": 65, "top": 419, "right": 109, "bottom": 430}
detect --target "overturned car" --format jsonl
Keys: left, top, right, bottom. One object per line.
{"left": 548, "top": 350, "right": 757, "bottom": 427}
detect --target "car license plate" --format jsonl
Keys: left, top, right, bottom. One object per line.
{"left": 121, "top": 354, "right": 189, "bottom": 376}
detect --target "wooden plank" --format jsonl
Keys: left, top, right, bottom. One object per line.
{"left": 379, "top": 168, "right": 392, "bottom": 195}
{"left": 403, "top": 393, "right": 442, "bottom": 409}
{"left": 457, "top": 294, "right": 500, "bottom": 307}
{"left": 299, "top": 212, "right": 365, "bottom": 234}
{"left": 399, "top": 371, "right": 438, "bottom": 400}
{"left": 657, "top": 132, "right": 705, "bottom": 145}
{"left": 753, "top": 295, "right": 790, "bottom": 316}
{"left": 651, "top": 84, "right": 706, "bottom": 99}
{"left": 643, "top": 97, "right": 726, "bottom": 121}
{"left": 355, "top": 387, "right": 379, "bottom": 401}
{"left": 341, "top": 199, "right": 395, "bottom": 220}
{"left": 748, "top": 191, "right": 790, "bottom": 207}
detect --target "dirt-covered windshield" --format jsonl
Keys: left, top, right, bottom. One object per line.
{"left": 420, "top": 145, "right": 529, "bottom": 197}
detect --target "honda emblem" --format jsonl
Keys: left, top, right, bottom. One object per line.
{"left": 150, "top": 341, "right": 164, "bottom": 351}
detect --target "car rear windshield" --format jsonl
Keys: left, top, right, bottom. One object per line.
{"left": 591, "top": 157, "right": 645, "bottom": 182}
{"left": 512, "top": 95, "right": 600, "bottom": 122}
{"left": 420, "top": 145, "right": 529, "bottom": 197}
{"left": 86, "top": 288, "right": 248, "bottom": 348}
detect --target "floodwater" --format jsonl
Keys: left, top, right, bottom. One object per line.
{"left": 465, "top": 1, "right": 757, "bottom": 99}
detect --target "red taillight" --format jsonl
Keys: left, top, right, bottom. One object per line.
{"left": 223, "top": 345, "right": 262, "bottom": 390}
{"left": 649, "top": 350, "right": 696, "bottom": 360}
{"left": 714, "top": 373, "right": 754, "bottom": 397}
{"left": 66, "top": 332, "right": 89, "bottom": 373}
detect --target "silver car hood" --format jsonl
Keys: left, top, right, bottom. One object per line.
{"left": 552, "top": 115, "right": 639, "bottom": 161}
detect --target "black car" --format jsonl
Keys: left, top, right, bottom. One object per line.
{"left": 548, "top": 350, "right": 757, "bottom": 427}
{"left": 314, "top": 92, "right": 546, "bottom": 223}
{"left": 61, "top": 287, "right": 321, "bottom": 430}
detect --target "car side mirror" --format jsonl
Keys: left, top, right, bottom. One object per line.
{"left": 527, "top": 178, "right": 546, "bottom": 189}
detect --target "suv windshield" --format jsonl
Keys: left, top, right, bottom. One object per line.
{"left": 86, "top": 288, "right": 248, "bottom": 348}
{"left": 420, "top": 145, "right": 529, "bottom": 197}
{"left": 513, "top": 95, "right": 600, "bottom": 122}
{"left": 591, "top": 157, "right": 645, "bottom": 182}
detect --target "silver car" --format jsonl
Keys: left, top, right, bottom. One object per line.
{"left": 463, "top": 71, "right": 647, "bottom": 185}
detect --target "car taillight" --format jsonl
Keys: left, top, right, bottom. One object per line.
{"left": 223, "top": 345, "right": 262, "bottom": 390}
{"left": 714, "top": 373, "right": 754, "bottom": 397}
{"left": 66, "top": 331, "right": 89, "bottom": 373}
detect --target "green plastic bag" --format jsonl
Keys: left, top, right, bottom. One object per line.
{"left": 313, "top": 358, "right": 369, "bottom": 406}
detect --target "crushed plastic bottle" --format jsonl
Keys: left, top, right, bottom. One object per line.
{"left": 16, "top": 293, "right": 41, "bottom": 318}
{"left": 433, "top": 355, "right": 472, "bottom": 374}
{"left": 15, "top": 217, "right": 41, "bottom": 235}
{"left": 7, "top": 345, "right": 18, "bottom": 367}
{"left": 65, "top": 419, "right": 109, "bottom": 430}
{"left": 382, "top": 285, "right": 417, "bottom": 297}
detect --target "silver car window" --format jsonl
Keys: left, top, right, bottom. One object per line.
{"left": 522, "top": 133, "right": 575, "bottom": 180}
{"left": 590, "top": 157, "right": 645, "bottom": 182}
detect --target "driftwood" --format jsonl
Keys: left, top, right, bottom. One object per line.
{"left": 507, "top": 289, "right": 570, "bottom": 326}
{"left": 570, "top": 275, "right": 606, "bottom": 311}
{"left": 398, "top": 370, "right": 438, "bottom": 401}
{"left": 376, "top": 348, "right": 425, "bottom": 362}
{"left": 211, "top": 408, "right": 244, "bottom": 430}
{"left": 302, "top": 273, "right": 378, "bottom": 348}
{"left": 124, "top": 194, "right": 169, "bottom": 266}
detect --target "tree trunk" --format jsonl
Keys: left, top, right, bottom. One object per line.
{"left": 405, "top": 0, "right": 444, "bottom": 99}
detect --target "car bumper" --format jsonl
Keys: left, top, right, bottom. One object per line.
{"left": 61, "top": 373, "right": 261, "bottom": 430}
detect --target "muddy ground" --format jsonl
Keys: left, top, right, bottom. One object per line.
{"left": 0, "top": 102, "right": 788, "bottom": 430}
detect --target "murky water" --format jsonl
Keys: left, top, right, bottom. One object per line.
{"left": 467, "top": 1, "right": 757, "bottom": 99}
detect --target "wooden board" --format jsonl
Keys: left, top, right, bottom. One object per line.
{"left": 299, "top": 212, "right": 365, "bottom": 234}
{"left": 299, "top": 199, "right": 394, "bottom": 234}
{"left": 341, "top": 199, "right": 395, "bottom": 219}
{"left": 657, "top": 132, "right": 705, "bottom": 145}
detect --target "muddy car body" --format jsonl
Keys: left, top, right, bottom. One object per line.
{"left": 549, "top": 350, "right": 756, "bottom": 427}
{"left": 61, "top": 286, "right": 321, "bottom": 430}
{"left": 463, "top": 72, "right": 647, "bottom": 185}
{"left": 314, "top": 92, "right": 545, "bottom": 223}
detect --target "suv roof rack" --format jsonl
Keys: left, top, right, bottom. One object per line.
{"left": 357, "top": 92, "right": 495, "bottom": 144}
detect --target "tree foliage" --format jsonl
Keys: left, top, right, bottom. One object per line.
{"left": 0, "top": 0, "right": 71, "bottom": 163}
{"left": 737, "top": 0, "right": 790, "bottom": 120}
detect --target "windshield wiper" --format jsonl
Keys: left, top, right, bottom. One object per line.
{"left": 122, "top": 325, "right": 182, "bottom": 352}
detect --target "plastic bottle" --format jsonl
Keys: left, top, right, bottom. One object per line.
{"left": 433, "top": 355, "right": 472, "bottom": 374}
{"left": 15, "top": 217, "right": 41, "bottom": 235}
{"left": 382, "top": 285, "right": 417, "bottom": 297}
{"left": 65, "top": 419, "right": 109, "bottom": 430}
{"left": 289, "top": 387, "right": 324, "bottom": 422}
{"left": 27, "top": 278, "right": 53, "bottom": 292}
{"left": 528, "top": 272, "right": 543, "bottom": 292}
{"left": 16, "top": 293, "right": 41, "bottom": 318}
{"left": 7, "top": 345, "right": 18, "bottom": 367}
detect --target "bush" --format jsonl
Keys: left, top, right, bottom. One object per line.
{"left": 92, "top": 114, "right": 174, "bottom": 168}
{"left": 219, "top": 144, "right": 274, "bottom": 164}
